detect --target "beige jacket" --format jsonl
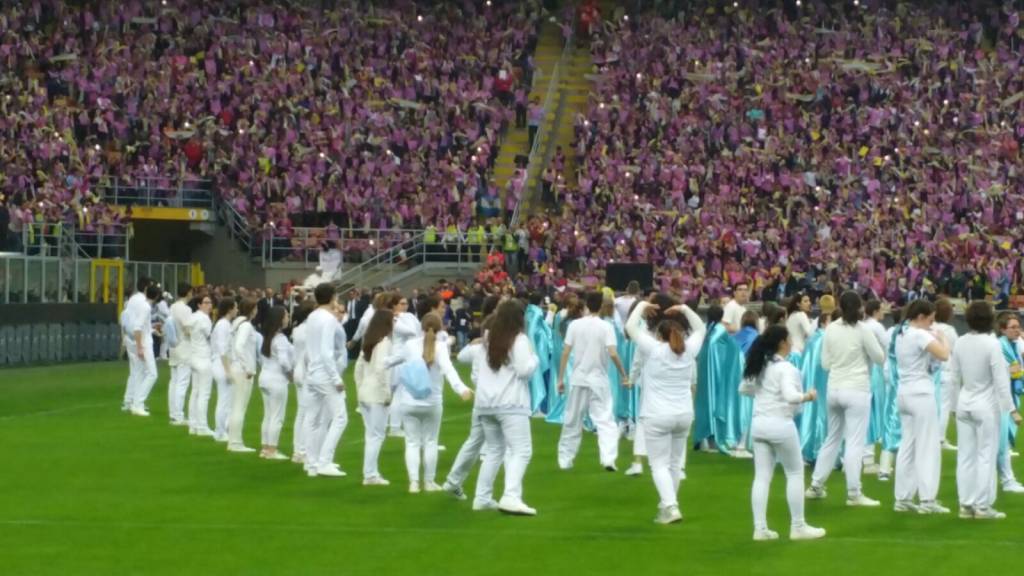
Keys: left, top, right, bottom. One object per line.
{"left": 355, "top": 337, "right": 393, "bottom": 405}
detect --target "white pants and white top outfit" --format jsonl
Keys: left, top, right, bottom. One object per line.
{"left": 210, "top": 317, "right": 234, "bottom": 441}
{"left": 446, "top": 354, "right": 485, "bottom": 490}
{"left": 894, "top": 326, "right": 941, "bottom": 504}
{"left": 290, "top": 323, "right": 311, "bottom": 458}
{"left": 168, "top": 299, "right": 194, "bottom": 424}
{"left": 388, "top": 313, "right": 424, "bottom": 432}
{"left": 124, "top": 293, "right": 157, "bottom": 412}
{"left": 458, "top": 333, "right": 539, "bottom": 509}
{"left": 625, "top": 303, "right": 705, "bottom": 513}
{"left": 950, "top": 333, "right": 1014, "bottom": 512}
{"left": 557, "top": 314, "right": 620, "bottom": 469}
{"left": 227, "top": 317, "right": 261, "bottom": 450}
{"left": 739, "top": 357, "right": 811, "bottom": 533}
{"left": 186, "top": 311, "right": 214, "bottom": 434}
{"left": 811, "top": 319, "right": 886, "bottom": 498}
{"left": 258, "top": 333, "right": 295, "bottom": 449}
{"left": 304, "top": 308, "right": 348, "bottom": 474}
{"left": 935, "top": 322, "right": 960, "bottom": 441}
{"left": 786, "top": 311, "right": 814, "bottom": 355}
{"left": 355, "top": 337, "right": 394, "bottom": 481}
{"left": 394, "top": 332, "right": 471, "bottom": 486}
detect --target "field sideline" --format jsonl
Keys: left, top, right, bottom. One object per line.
{"left": 0, "top": 361, "right": 1020, "bottom": 575}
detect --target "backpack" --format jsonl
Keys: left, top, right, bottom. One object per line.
{"left": 397, "top": 357, "right": 433, "bottom": 400}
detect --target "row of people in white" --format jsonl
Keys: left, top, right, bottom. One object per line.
{"left": 121, "top": 280, "right": 160, "bottom": 416}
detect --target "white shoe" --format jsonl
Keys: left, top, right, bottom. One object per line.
{"left": 1002, "top": 482, "right": 1024, "bottom": 493}
{"left": 444, "top": 482, "right": 468, "bottom": 501}
{"left": 753, "top": 528, "right": 780, "bottom": 541}
{"left": 625, "top": 463, "right": 643, "bottom": 476}
{"left": 941, "top": 440, "right": 958, "bottom": 451}
{"left": 292, "top": 453, "right": 306, "bottom": 464}
{"left": 472, "top": 499, "right": 500, "bottom": 511}
{"left": 424, "top": 482, "right": 443, "bottom": 493}
{"left": 603, "top": 463, "right": 618, "bottom": 472}
{"left": 846, "top": 494, "right": 881, "bottom": 507}
{"left": 317, "top": 464, "right": 347, "bottom": 477}
{"left": 918, "top": 501, "right": 951, "bottom": 515}
{"left": 409, "top": 482, "right": 421, "bottom": 494}
{"left": 213, "top": 433, "right": 229, "bottom": 443}
{"left": 388, "top": 428, "right": 405, "bottom": 438}
{"left": 227, "top": 444, "right": 256, "bottom": 453}
{"left": 679, "top": 470, "right": 687, "bottom": 481}
{"left": 1012, "top": 450, "right": 1020, "bottom": 457}
{"left": 260, "top": 452, "right": 289, "bottom": 461}
{"left": 558, "top": 461, "right": 573, "bottom": 471}
{"left": 438, "top": 445, "right": 447, "bottom": 452}
{"left": 973, "top": 507, "right": 1007, "bottom": 520}
{"left": 121, "top": 404, "right": 131, "bottom": 412}
{"left": 194, "top": 428, "right": 215, "bottom": 437}
{"left": 654, "top": 505, "right": 682, "bottom": 525}
{"left": 498, "top": 497, "right": 537, "bottom": 516}
{"left": 170, "top": 419, "right": 188, "bottom": 427}
{"left": 790, "top": 524, "right": 826, "bottom": 541}
{"left": 306, "top": 467, "right": 318, "bottom": 478}
{"left": 363, "top": 476, "right": 390, "bottom": 486}
{"left": 861, "top": 463, "right": 880, "bottom": 475}
{"left": 130, "top": 407, "right": 150, "bottom": 417}
{"left": 731, "top": 449, "right": 754, "bottom": 459}
{"left": 894, "top": 500, "right": 920, "bottom": 513}
{"left": 959, "top": 506, "right": 975, "bottom": 519}
{"left": 805, "top": 485, "right": 827, "bottom": 500}
{"left": 878, "top": 472, "right": 891, "bottom": 482}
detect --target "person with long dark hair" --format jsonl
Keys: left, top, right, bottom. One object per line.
{"left": 785, "top": 293, "right": 813, "bottom": 356}
{"left": 624, "top": 299, "right": 705, "bottom": 524}
{"left": 457, "top": 300, "right": 539, "bottom": 515}
{"left": 227, "top": 298, "right": 260, "bottom": 453}
{"left": 355, "top": 309, "right": 396, "bottom": 486}
{"left": 257, "top": 306, "right": 293, "bottom": 460}
{"left": 740, "top": 326, "right": 824, "bottom": 541}
{"left": 695, "top": 304, "right": 746, "bottom": 456}
{"left": 806, "top": 291, "right": 885, "bottom": 507}
{"left": 893, "top": 299, "right": 951, "bottom": 514}
{"left": 952, "top": 301, "right": 1021, "bottom": 519}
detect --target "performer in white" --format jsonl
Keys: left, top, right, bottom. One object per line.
{"left": 303, "top": 284, "right": 349, "bottom": 478}
{"left": 289, "top": 302, "right": 316, "bottom": 464}
{"left": 354, "top": 309, "right": 396, "bottom": 486}
{"left": 258, "top": 306, "right": 294, "bottom": 460}
{"left": 121, "top": 276, "right": 152, "bottom": 412}
{"left": 227, "top": 299, "right": 260, "bottom": 453}
{"left": 210, "top": 299, "right": 238, "bottom": 442}
{"left": 186, "top": 294, "right": 215, "bottom": 436}
{"left": 933, "top": 299, "right": 960, "bottom": 451}
{"left": 125, "top": 284, "right": 161, "bottom": 416}
{"left": 167, "top": 283, "right": 194, "bottom": 426}
{"left": 722, "top": 282, "right": 750, "bottom": 334}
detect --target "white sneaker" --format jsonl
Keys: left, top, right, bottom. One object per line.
{"left": 790, "top": 524, "right": 826, "bottom": 541}
{"left": 194, "top": 428, "right": 215, "bottom": 437}
{"left": 878, "top": 472, "right": 891, "bottom": 482}
{"left": 861, "top": 463, "right": 880, "bottom": 475}
{"left": 121, "top": 404, "right": 131, "bottom": 412}
{"left": 388, "top": 428, "right": 405, "bottom": 438}
{"left": 625, "top": 463, "right": 644, "bottom": 476}
{"left": 227, "top": 444, "right": 256, "bottom": 453}
{"left": 409, "top": 482, "right": 421, "bottom": 494}
{"left": 959, "top": 506, "right": 975, "bottom": 519}
{"left": 498, "top": 497, "right": 537, "bottom": 516}
{"left": 894, "top": 500, "right": 920, "bottom": 513}
{"left": 846, "top": 494, "right": 881, "bottom": 507}
{"left": 444, "top": 482, "right": 468, "bottom": 501}
{"left": 973, "top": 507, "right": 1007, "bottom": 520}
{"left": 654, "top": 505, "right": 682, "bottom": 525}
{"left": 732, "top": 449, "right": 754, "bottom": 459}
{"left": 424, "top": 482, "right": 443, "bottom": 493}
{"left": 753, "top": 528, "right": 780, "bottom": 541}
{"left": 261, "top": 452, "right": 289, "bottom": 461}
{"left": 170, "top": 419, "right": 188, "bottom": 427}
{"left": 941, "top": 440, "right": 958, "bottom": 451}
{"left": 805, "top": 485, "right": 827, "bottom": 500}
{"left": 918, "top": 501, "right": 951, "bottom": 515}
{"left": 679, "top": 470, "right": 687, "bottom": 481}
{"left": 292, "top": 453, "right": 306, "bottom": 464}
{"left": 1002, "top": 481, "right": 1024, "bottom": 493}
{"left": 213, "top": 433, "right": 229, "bottom": 443}
{"left": 603, "top": 463, "right": 618, "bottom": 472}
{"left": 472, "top": 499, "right": 500, "bottom": 511}
{"left": 306, "top": 466, "right": 318, "bottom": 478}
{"left": 317, "top": 464, "right": 347, "bottom": 477}
{"left": 438, "top": 445, "right": 447, "bottom": 452}
{"left": 558, "top": 460, "right": 573, "bottom": 471}
{"left": 130, "top": 407, "right": 150, "bottom": 417}
{"left": 363, "top": 476, "right": 390, "bottom": 486}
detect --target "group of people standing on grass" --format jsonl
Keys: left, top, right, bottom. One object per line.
{"left": 119, "top": 276, "right": 1024, "bottom": 539}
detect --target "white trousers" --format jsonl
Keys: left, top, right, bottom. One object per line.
{"left": 187, "top": 361, "right": 213, "bottom": 432}
{"left": 126, "top": 344, "right": 157, "bottom": 410}
{"left": 212, "top": 362, "right": 232, "bottom": 439}
{"left": 895, "top": 392, "right": 941, "bottom": 502}
{"left": 939, "top": 375, "right": 958, "bottom": 442}
{"left": 293, "top": 382, "right": 313, "bottom": 457}
{"left": 447, "top": 413, "right": 485, "bottom": 488}
{"left": 476, "top": 413, "right": 532, "bottom": 505}
{"left": 956, "top": 408, "right": 999, "bottom": 509}
{"left": 558, "top": 384, "right": 619, "bottom": 468}
{"left": 360, "top": 403, "right": 389, "bottom": 479}
{"left": 633, "top": 419, "right": 647, "bottom": 456}
{"left": 750, "top": 416, "right": 806, "bottom": 531}
{"left": 227, "top": 367, "right": 254, "bottom": 449}
{"left": 402, "top": 404, "right": 443, "bottom": 484}
{"left": 643, "top": 413, "right": 693, "bottom": 510}
{"left": 168, "top": 362, "right": 192, "bottom": 422}
{"left": 259, "top": 374, "right": 290, "bottom": 447}
{"left": 304, "top": 384, "right": 348, "bottom": 470}
{"left": 811, "top": 388, "right": 871, "bottom": 497}
{"left": 123, "top": 346, "right": 137, "bottom": 408}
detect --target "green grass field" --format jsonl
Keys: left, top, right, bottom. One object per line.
{"left": 1, "top": 361, "right": 1021, "bottom": 575}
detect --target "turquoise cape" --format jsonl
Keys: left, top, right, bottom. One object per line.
{"left": 998, "top": 336, "right": 1022, "bottom": 460}
{"left": 610, "top": 318, "right": 635, "bottom": 422}
{"left": 798, "top": 328, "right": 829, "bottom": 462}
{"left": 526, "top": 304, "right": 553, "bottom": 414}
{"left": 695, "top": 323, "right": 744, "bottom": 453}
{"left": 545, "top": 314, "right": 573, "bottom": 425}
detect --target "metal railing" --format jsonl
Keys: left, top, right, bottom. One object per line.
{"left": 20, "top": 223, "right": 129, "bottom": 260}
{"left": 219, "top": 197, "right": 257, "bottom": 258}
{"left": 260, "top": 227, "right": 426, "bottom": 268}
{"left": 90, "top": 176, "right": 214, "bottom": 208}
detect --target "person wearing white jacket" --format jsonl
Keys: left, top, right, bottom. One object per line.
{"left": 211, "top": 299, "right": 238, "bottom": 442}
{"left": 457, "top": 300, "right": 539, "bottom": 516}
{"left": 355, "top": 309, "right": 396, "bottom": 486}
{"left": 806, "top": 292, "right": 886, "bottom": 507}
{"left": 227, "top": 299, "right": 261, "bottom": 453}
{"left": 934, "top": 299, "right": 960, "bottom": 451}
{"left": 394, "top": 313, "right": 473, "bottom": 494}
{"left": 167, "top": 284, "right": 194, "bottom": 426}
{"left": 289, "top": 302, "right": 315, "bottom": 464}
{"left": 258, "top": 306, "right": 294, "bottom": 461}
{"left": 893, "top": 300, "right": 951, "bottom": 514}
{"left": 625, "top": 300, "right": 706, "bottom": 524}
{"left": 125, "top": 284, "right": 161, "bottom": 416}
{"left": 388, "top": 296, "right": 422, "bottom": 437}
{"left": 186, "top": 295, "right": 215, "bottom": 436}
{"left": 304, "top": 284, "right": 349, "bottom": 478}
{"left": 740, "top": 325, "right": 825, "bottom": 541}
{"left": 951, "top": 301, "right": 1022, "bottom": 520}
{"left": 785, "top": 293, "right": 814, "bottom": 355}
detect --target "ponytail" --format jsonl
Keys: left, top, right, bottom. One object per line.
{"left": 743, "top": 325, "right": 789, "bottom": 381}
{"left": 420, "top": 312, "right": 443, "bottom": 366}
{"left": 657, "top": 319, "right": 685, "bottom": 355}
